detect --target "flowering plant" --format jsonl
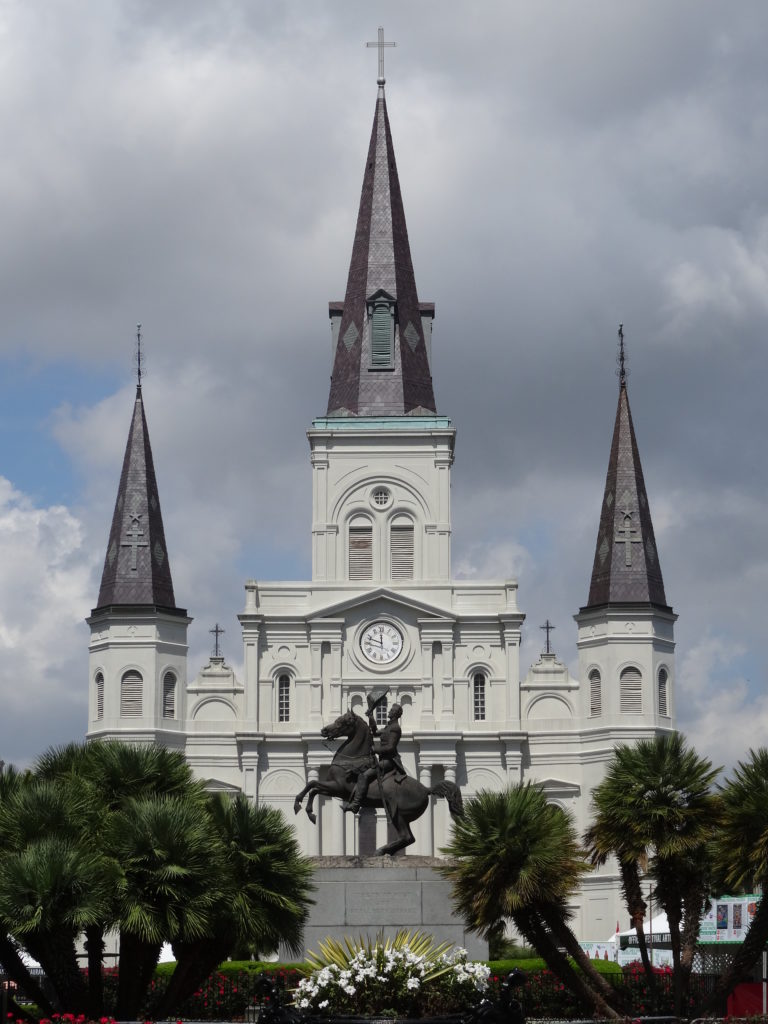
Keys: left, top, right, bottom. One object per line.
{"left": 293, "top": 930, "right": 490, "bottom": 1018}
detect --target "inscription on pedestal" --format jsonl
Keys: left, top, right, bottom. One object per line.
{"left": 346, "top": 882, "right": 421, "bottom": 925}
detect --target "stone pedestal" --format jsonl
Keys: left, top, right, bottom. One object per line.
{"left": 286, "top": 856, "right": 487, "bottom": 960}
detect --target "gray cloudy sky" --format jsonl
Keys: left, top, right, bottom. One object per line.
{"left": 0, "top": 0, "right": 765, "bottom": 773}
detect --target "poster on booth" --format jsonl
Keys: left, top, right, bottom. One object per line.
{"left": 618, "top": 947, "right": 674, "bottom": 968}
{"left": 699, "top": 896, "right": 759, "bottom": 943}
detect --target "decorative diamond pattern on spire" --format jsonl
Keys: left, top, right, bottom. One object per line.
{"left": 585, "top": 380, "right": 668, "bottom": 608}
{"left": 94, "top": 387, "right": 181, "bottom": 612}
{"left": 327, "top": 87, "right": 436, "bottom": 416}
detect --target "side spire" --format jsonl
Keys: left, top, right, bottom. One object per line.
{"left": 326, "top": 45, "right": 436, "bottom": 417}
{"left": 585, "top": 326, "right": 668, "bottom": 609}
{"left": 94, "top": 333, "right": 181, "bottom": 612}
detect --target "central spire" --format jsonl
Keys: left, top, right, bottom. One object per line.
{"left": 326, "top": 73, "right": 437, "bottom": 417}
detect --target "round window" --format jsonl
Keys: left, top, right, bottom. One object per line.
{"left": 371, "top": 487, "right": 391, "bottom": 508}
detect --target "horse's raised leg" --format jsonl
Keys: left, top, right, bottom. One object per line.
{"left": 294, "top": 782, "right": 314, "bottom": 816}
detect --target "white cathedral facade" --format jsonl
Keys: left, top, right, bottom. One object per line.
{"left": 86, "top": 74, "right": 675, "bottom": 942}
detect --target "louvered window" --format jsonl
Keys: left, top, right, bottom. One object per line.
{"left": 375, "top": 695, "right": 388, "bottom": 727}
{"left": 120, "top": 670, "right": 143, "bottom": 718}
{"left": 658, "top": 668, "right": 669, "bottom": 717}
{"left": 390, "top": 521, "right": 414, "bottom": 580}
{"left": 349, "top": 522, "right": 373, "bottom": 580}
{"left": 370, "top": 300, "right": 393, "bottom": 367}
{"left": 162, "top": 672, "right": 176, "bottom": 719}
{"left": 589, "top": 670, "right": 602, "bottom": 717}
{"left": 278, "top": 674, "right": 290, "bottom": 722}
{"left": 473, "top": 673, "right": 486, "bottom": 721}
{"left": 620, "top": 667, "right": 642, "bottom": 714}
{"left": 95, "top": 673, "right": 104, "bottom": 720}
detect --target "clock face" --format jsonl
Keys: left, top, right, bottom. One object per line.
{"left": 360, "top": 621, "right": 403, "bottom": 665}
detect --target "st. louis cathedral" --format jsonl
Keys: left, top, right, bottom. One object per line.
{"left": 86, "top": 62, "right": 675, "bottom": 942}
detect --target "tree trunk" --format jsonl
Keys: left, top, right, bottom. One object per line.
{"left": 115, "top": 932, "right": 162, "bottom": 1020}
{"left": 544, "top": 910, "right": 625, "bottom": 1013}
{"left": 619, "top": 860, "right": 655, "bottom": 984}
{"left": 705, "top": 892, "right": 768, "bottom": 1013}
{"left": 516, "top": 911, "right": 620, "bottom": 1019}
{"left": 23, "top": 932, "right": 89, "bottom": 1014}
{"left": 84, "top": 923, "right": 105, "bottom": 1017}
{"left": 679, "top": 880, "right": 708, "bottom": 1009}
{"left": 155, "top": 937, "right": 230, "bottom": 1017}
{"left": 0, "top": 933, "right": 55, "bottom": 1015}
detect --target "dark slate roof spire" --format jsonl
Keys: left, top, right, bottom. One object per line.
{"left": 326, "top": 77, "right": 436, "bottom": 417}
{"left": 94, "top": 379, "right": 181, "bottom": 613}
{"left": 585, "top": 327, "right": 668, "bottom": 609}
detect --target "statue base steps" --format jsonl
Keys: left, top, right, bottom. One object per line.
{"left": 285, "top": 856, "right": 488, "bottom": 960}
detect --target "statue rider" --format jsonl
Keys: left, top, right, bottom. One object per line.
{"left": 342, "top": 700, "right": 405, "bottom": 814}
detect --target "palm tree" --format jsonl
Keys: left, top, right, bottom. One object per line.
{"left": 585, "top": 734, "right": 720, "bottom": 1016}
{"left": 156, "top": 794, "right": 314, "bottom": 1016}
{"left": 34, "top": 740, "right": 204, "bottom": 1014}
{"left": 0, "top": 835, "right": 116, "bottom": 1012}
{"left": 107, "top": 792, "right": 221, "bottom": 1020}
{"left": 706, "top": 748, "right": 768, "bottom": 1010}
{"left": 440, "top": 783, "right": 621, "bottom": 1019}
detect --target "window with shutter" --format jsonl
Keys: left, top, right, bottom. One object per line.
{"left": 278, "top": 675, "right": 290, "bottom": 722}
{"left": 120, "top": 670, "right": 143, "bottom": 717}
{"left": 163, "top": 672, "right": 176, "bottom": 719}
{"left": 95, "top": 673, "right": 104, "bottom": 720}
{"left": 375, "top": 696, "right": 388, "bottom": 727}
{"left": 658, "top": 668, "right": 669, "bottom": 717}
{"left": 620, "top": 667, "right": 642, "bottom": 714}
{"left": 473, "top": 673, "right": 486, "bottom": 721}
{"left": 370, "top": 300, "right": 393, "bottom": 367}
{"left": 349, "top": 522, "right": 373, "bottom": 580}
{"left": 589, "top": 670, "right": 602, "bottom": 717}
{"left": 390, "top": 522, "right": 414, "bottom": 580}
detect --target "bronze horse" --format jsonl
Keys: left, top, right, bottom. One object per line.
{"left": 293, "top": 709, "right": 463, "bottom": 856}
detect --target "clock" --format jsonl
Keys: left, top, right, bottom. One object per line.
{"left": 360, "top": 621, "right": 403, "bottom": 665}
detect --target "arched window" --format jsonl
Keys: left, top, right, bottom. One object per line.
{"left": 278, "top": 674, "right": 290, "bottom": 722}
{"left": 473, "top": 673, "right": 486, "bottom": 721}
{"left": 162, "top": 672, "right": 176, "bottom": 719}
{"left": 620, "top": 667, "right": 642, "bottom": 714}
{"left": 95, "top": 673, "right": 104, "bottom": 720}
{"left": 658, "top": 668, "right": 669, "bottom": 717}
{"left": 374, "top": 695, "right": 388, "bottom": 727}
{"left": 589, "top": 670, "right": 602, "bottom": 717}
{"left": 349, "top": 516, "right": 373, "bottom": 581}
{"left": 390, "top": 516, "right": 414, "bottom": 580}
{"left": 120, "top": 670, "right": 143, "bottom": 718}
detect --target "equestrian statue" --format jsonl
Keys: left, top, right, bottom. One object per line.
{"left": 294, "top": 692, "right": 463, "bottom": 856}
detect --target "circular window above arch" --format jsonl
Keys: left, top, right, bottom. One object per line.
{"left": 370, "top": 486, "right": 392, "bottom": 509}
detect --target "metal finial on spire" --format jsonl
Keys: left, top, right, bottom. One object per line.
{"left": 135, "top": 324, "right": 143, "bottom": 389}
{"left": 366, "top": 26, "right": 396, "bottom": 86}
{"left": 617, "top": 323, "right": 628, "bottom": 388}
{"left": 540, "top": 619, "right": 556, "bottom": 655}
{"left": 210, "top": 623, "right": 225, "bottom": 658}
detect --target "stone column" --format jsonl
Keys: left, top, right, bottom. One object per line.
{"left": 419, "top": 764, "right": 433, "bottom": 856}
{"left": 305, "top": 767, "right": 321, "bottom": 855}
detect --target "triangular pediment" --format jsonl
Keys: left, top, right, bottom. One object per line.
{"left": 309, "top": 586, "right": 455, "bottom": 623}
{"left": 538, "top": 777, "right": 581, "bottom": 797}
{"left": 202, "top": 778, "right": 242, "bottom": 794}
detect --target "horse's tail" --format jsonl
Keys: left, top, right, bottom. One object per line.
{"left": 429, "top": 780, "right": 464, "bottom": 818}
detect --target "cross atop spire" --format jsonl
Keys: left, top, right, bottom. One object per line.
{"left": 136, "top": 323, "right": 144, "bottom": 389}
{"left": 366, "top": 27, "right": 396, "bottom": 87}
{"left": 617, "top": 323, "right": 627, "bottom": 389}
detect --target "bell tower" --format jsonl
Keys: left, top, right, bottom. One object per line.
{"left": 86, "top": 332, "right": 190, "bottom": 747}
